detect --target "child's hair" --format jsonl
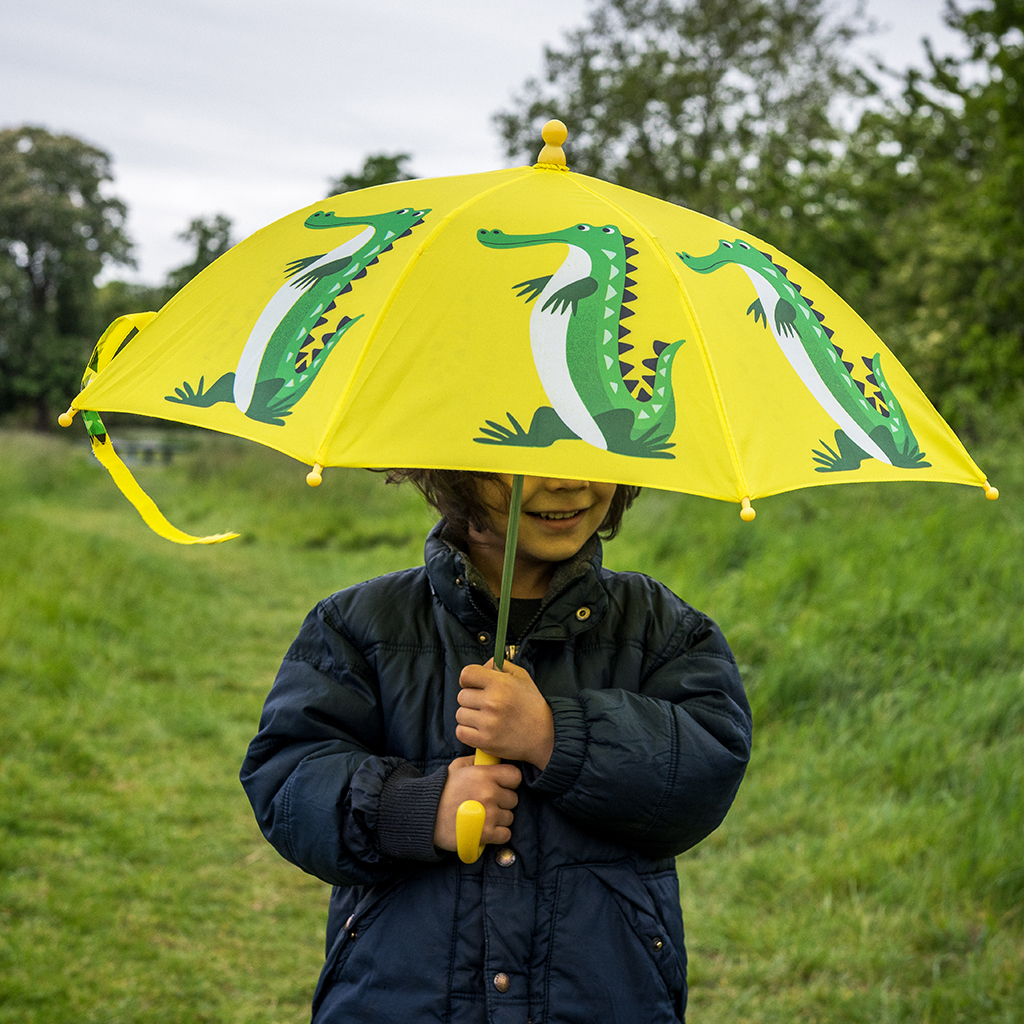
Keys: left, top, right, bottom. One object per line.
{"left": 385, "top": 469, "right": 640, "bottom": 541}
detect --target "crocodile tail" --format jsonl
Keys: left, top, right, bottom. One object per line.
{"left": 630, "top": 339, "right": 685, "bottom": 441}
{"left": 869, "top": 353, "right": 917, "bottom": 448}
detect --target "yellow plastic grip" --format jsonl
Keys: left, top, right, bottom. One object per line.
{"left": 456, "top": 800, "right": 487, "bottom": 864}
{"left": 456, "top": 749, "right": 500, "bottom": 864}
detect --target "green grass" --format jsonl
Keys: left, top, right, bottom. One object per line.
{"left": 1, "top": 427, "right": 1021, "bottom": 1022}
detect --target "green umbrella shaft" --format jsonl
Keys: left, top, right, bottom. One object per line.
{"left": 492, "top": 474, "right": 524, "bottom": 672}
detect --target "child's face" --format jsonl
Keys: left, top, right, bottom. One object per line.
{"left": 472, "top": 476, "right": 617, "bottom": 570}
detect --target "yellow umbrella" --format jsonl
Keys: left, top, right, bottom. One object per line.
{"left": 59, "top": 120, "right": 997, "bottom": 859}
{"left": 60, "top": 121, "right": 995, "bottom": 534}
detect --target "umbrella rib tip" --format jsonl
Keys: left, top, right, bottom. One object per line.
{"left": 307, "top": 463, "right": 324, "bottom": 487}
{"left": 740, "top": 497, "right": 756, "bottom": 522}
{"left": 984, "top": 481, "right": 999, "bottom": 501}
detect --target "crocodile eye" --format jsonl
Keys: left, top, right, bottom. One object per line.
{"left": 602, "top": 226, "right": 615, "bottom": 234}
{"left": 721, "top": 241, "right": 733, "bottom": 249}
{"left": 738, "top": 241, "right": 751, "bottom": 249}
{"left": 396, "top": 208, "right": 411, "bottom": 215}
{"left": 576, "top": 224, "right": 591, "bottom": 231}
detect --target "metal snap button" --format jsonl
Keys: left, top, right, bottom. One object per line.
{"left": 493, "top": 972, "right": 511, "bottom": 993}
{"left": 495, "top": 846, "right": 517, "bottom": 868}
{"left": 477, "top": 631, "right": 491, "bottom": 645}
{"left": 455, "top": 576, "right": 465, "bottom": 587}
{"left": 652, "top": 936, "right": 664, "bottom": 951}
{"left": 575, "top": 606, "right": 591, "bottom": 621}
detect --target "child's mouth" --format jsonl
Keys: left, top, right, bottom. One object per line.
{"left": 528, "top": 510, "right": 584, "bottom": 522}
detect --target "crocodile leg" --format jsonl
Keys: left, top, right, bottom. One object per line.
{"left": 165, "top": 373, "right": 236, "bottom": 408}
{"left": 475, "top": 407, "right": 579, "bottom": 448}
{"left": 812, "top": 429, "right": 869, "bottom": 472}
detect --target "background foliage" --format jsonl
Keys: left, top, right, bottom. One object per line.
{"left": 2, "top": 0, "right": 1021, "bottom": 433}
{"left": 0, "top": 127, "right": 133, "bottom": 428}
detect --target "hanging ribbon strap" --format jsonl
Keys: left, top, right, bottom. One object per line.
{"left": 85, "top": 412, "right": 238, "bottom": 546}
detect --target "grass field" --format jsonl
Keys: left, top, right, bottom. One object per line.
{"left": 1, "top": 426, "right": 1021, "bottom": 1022}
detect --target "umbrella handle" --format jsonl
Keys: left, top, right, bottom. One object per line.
{"left": 456, "top": 750, "right": 501, "bottom": 864}
{"left": 455, "top": 475, "right": 524, "bottom": 865}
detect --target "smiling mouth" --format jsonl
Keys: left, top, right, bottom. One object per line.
{"left": 528, "top": 509, "right": 585, "bottom": 521}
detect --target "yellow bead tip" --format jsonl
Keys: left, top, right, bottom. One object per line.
{"left": 536, "top": 119, "right": 568, "bottom": 167}
{"left": 740, "top": 497, "right": 756, "bottom": 522}
{"left": 984, "top": 482, "right": 999, "bottom": 501}
{"left": 58, "top": 408, "right": 75, "bottom": 428}
{"left": 306, "top": 463, "right": 324, "bottom": 487}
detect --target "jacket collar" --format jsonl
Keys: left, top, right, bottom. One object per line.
{"left": 424, "top": 520, "right": 608, "bottom": 642}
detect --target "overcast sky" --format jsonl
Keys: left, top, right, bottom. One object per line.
{"left": 2, "top": 0, "right": 966, "bottom": 284}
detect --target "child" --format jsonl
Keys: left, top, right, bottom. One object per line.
{"left": 240, "top": 472, "right": 751, "bottom": 1023}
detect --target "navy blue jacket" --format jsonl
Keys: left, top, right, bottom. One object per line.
{"left": 241, "top": 522, "right": 751, "bottom": 1023}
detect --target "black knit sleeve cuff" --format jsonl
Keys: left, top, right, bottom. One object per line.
{"left": 376, "top": 762, "right": 448, "bottom": 862}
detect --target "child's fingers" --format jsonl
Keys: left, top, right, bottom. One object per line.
{"left": 493, "top": 765, "right": 522, "bottom": 795}
{"left": 455, "top": 718, "right": 500, "bottom": 753}
{"left": 458, "top": 663, "right": 495, "bottom": 690}
{"left": 434, "top": 759, "right": 521, "bottom": 852}
{"left": 484, "top": 810, "right": 514, "bottom": 845}
{"left": 456, "top": 686, "right": 486, "bottom": 710}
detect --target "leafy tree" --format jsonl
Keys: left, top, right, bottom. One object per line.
{"left": 164, "top": 213, "right": 235, "bottom": 294}
{"left": 495, "top": 0, "right": 875, "bottom": 225}
{"left": 0, "top": 126, "right": 134, "bottom": 426}
{"left": 495, "top": 0, "right": 1022, "bottom": 427}
{"left": 839, "top": 0, "right": 1024, "bottom": 427}
{"left": 493, "top": 0, "right": 896, "bottom": 355}
{"left": 326, "top": 153, "right": 416, "bottom": 197}
{"left": 94, "top": 279, "right": 169, "bottom": 333}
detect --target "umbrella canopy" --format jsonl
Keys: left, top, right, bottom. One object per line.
{"left": 62, "top": 121, "right": 995, "bottom": 544}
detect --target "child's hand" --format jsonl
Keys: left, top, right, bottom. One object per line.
{"left": 433, "top": 755, "right": 522, "bottom": 852}
{"left": 457, "top": 660, "right": 555, "bottom": 770}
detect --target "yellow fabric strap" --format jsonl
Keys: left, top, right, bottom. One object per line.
{"left": 90, "top": 436, "right": 238, "bottom": 545}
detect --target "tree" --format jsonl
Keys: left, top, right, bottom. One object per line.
{"left": 0, "top": 126, "right": 134, "bottom": 426}
{"left": 326, "top": 153, "right": 416, "bottom": 197}
{"left": 94, "top": 278, "right": 169, "bottom": 336}
{"left": 495, "top": 0, "right": 875, "bottom": 225}
{"left": 164, "top": 213, "right": 235, "bottom": 294}
{"left": 839, "top": 0, "right": 1024, "bottom": 426}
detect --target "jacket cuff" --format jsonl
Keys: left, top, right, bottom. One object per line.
{"left": 376, "top": 762, "right": 447, "bottom": 862}
{"left": 526, "top": 695, "right": 587, "bottom": 797}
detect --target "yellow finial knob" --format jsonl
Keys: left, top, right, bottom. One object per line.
{"left": 306, "top": 462, "right": 323, "bottom": 487}
{"left": 58, "top": 408, "right": 75, "bottom": 428}
{"left": 740, "top": 497, "right": 756, "bottom": 522}
{"left": 984, "top": 481, "right": 999, "bottom": 500}
{"left": 537, "top": 119, "right": 568, "bottom": 167}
